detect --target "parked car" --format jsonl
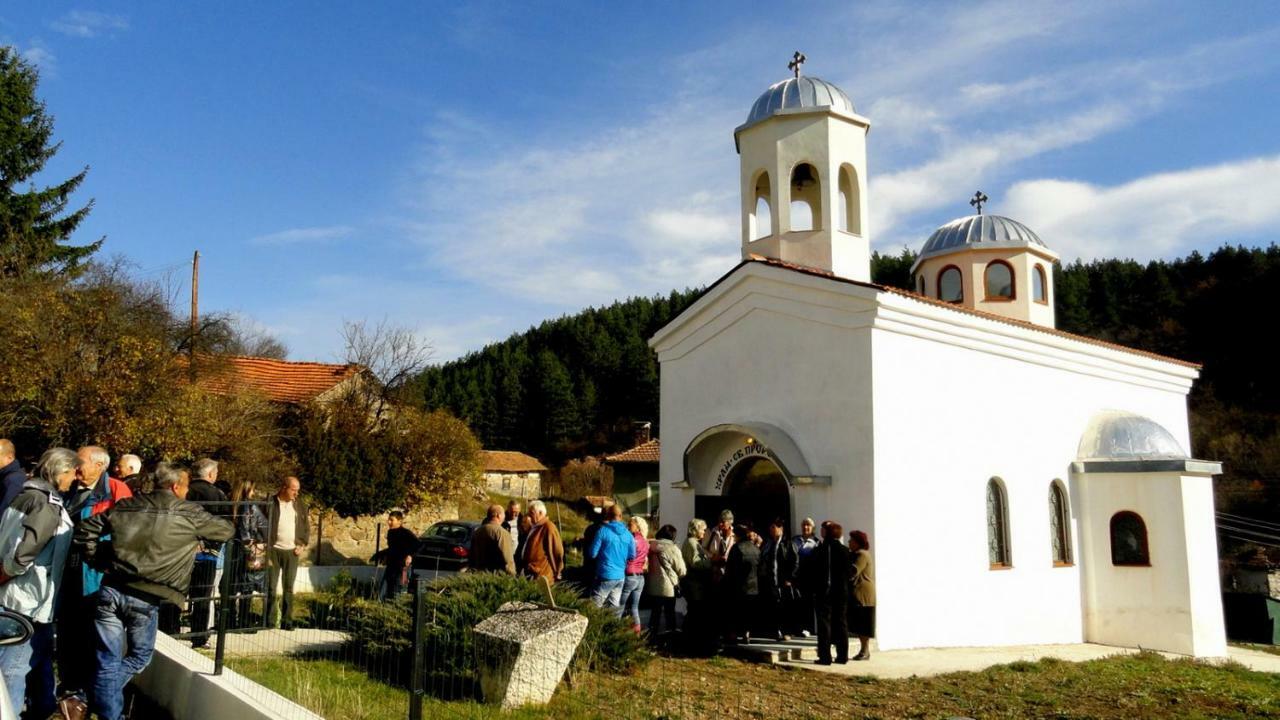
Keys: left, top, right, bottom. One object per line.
{"left": 412, "top": 520, "right": 480, "bottom": 575}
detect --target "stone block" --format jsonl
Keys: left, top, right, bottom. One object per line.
{"left": 472, "top": 601, "right": 588, "bottom": 709}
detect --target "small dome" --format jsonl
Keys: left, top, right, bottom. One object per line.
{"left": 917, "top": 214, "right": 1048, "bottom": 264}
{"left": 1077, "top": 411, "right": 1188, "bottom": 461}
{"left": 745, "top": 76, "right": 855, "bottom": 128}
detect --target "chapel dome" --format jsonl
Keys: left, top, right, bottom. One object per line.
{"left": 745, "top": 76, "right": 855, "bottom": 128}
{"left": 1077, "top": 410, "right": 1188, "bottom": 461}
{"left": 916, "top": 214, "right": 1049, "bottom": 264}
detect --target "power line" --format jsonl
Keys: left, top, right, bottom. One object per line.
{"left": 1220, "top": 532, "right": 1280, "bottom": 549}
{"left": 1217, "top": 511, "right": 1280, "bottom": 531}
{"left": 1213, "top": 520, "right": 1280, "bottom": 538}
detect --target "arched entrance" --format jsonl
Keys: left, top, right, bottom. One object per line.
{"left": 694, "top": 455, "right": 792, "bottom": 536}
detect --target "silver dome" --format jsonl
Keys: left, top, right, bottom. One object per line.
{"left": 1077, "top": 411, "right": 1188, "bottom": 461}
{"left": 911, "top": 214, "right": 1051, "bottom": 272}
{"left": 745, "top": 76, "right": 855, "bottom": 128}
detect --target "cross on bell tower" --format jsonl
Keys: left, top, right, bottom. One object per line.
{"left": 788, "top": 51, "right": 806, "bottom": 79}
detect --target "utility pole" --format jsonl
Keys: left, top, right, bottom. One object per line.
{"left": 189, "top": 250, "right": 200, "bottom": 375}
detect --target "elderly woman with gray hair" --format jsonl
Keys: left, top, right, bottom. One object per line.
{"left": 680, "top": 518, "right": 714, "bottom": 653}
{"left": 0, "top": 448, "right": 78, "bottom": 718}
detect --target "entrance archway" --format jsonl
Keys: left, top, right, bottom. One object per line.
{"left": 694, "top": 456, "right": 791, "bottom": 536}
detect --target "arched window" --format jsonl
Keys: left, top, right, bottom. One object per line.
{"left": 987, "top": 478, "right": 1011, "bottom": 568}
{"left": 938, "top": 266, "right": 963, "bottom": 303}
{"left": 838, "top": 164, "right": 861, "bottom": 235}
{"left": 1110, "top": 511, "right": 1150, "bottom": 566}
{"left": 789, "top": 162, "right": 822, "bottom": 232}
{"left": 1033, "top": 264, "right": 1048, "bottom": 304}
{"left": 917, "top": 274, "right": 925, "bottom": 295}
{"left": 984, "top": 260, "right": 1015, "bottom": 300}
{"left": 750, "top": 171, "right": 772, "bottom": 240}
{"left": 1049, "top": 481, "right": 1072, "bottom": 565}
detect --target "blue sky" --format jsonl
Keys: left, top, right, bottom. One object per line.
{"left": 4, "top": 2, "right": 1279, "bottom": 362}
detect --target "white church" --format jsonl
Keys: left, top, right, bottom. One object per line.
{"left": 650, "top": 62, "right": 1227, "bottom": 657}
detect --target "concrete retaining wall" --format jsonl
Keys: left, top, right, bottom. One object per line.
{"left": 133, "top": 632, "right": 321, "bottom": 720}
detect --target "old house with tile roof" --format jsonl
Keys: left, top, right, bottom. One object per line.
{"left": 604, "top": 425, "right": 661, "bottom": 518}
{"left": 481, "top": 450, "right": 547, "bottom": 499}
{"left": 650, "top": 64, "right": 1226, "bottom": 659}
{"left": 199, "top": 356, "right": 365, "bottom": 405}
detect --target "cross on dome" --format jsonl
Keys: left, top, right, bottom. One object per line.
{"left": 970, "top": 190, "right": 989, "bottom": 214}
{"left": 788, "top": 51, "right": 806, "bottom": 79}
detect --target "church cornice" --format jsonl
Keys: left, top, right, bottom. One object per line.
{"left": 650, "top": 258, "right": 1200, "bottom": 394}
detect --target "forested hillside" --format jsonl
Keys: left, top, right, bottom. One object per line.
{"left": 416, "top": 245, "right": 1279, "bottom": 523}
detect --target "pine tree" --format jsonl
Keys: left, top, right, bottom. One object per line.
{"left": 0, "top": 47, "right": 101, "bottom": 278}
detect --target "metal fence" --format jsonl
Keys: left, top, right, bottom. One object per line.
{"left": 170, "top": 505, "right": 849, "bottom": 720}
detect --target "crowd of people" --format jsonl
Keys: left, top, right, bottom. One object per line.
{"left": 0, "top": 439, "right": 312, "bottom": 720}
{"left": 580, "top": 505, "right": 876, "bottom": 663}
{"left": 453, "top": 497, "right": 876, "bottom": 662}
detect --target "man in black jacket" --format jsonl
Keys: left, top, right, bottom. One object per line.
{"left": 759, "top": 518, "right": 799, "bottom": 641}
{"left": 185, "top": 458, "right": 228, "bottom": 647}
{"left": 75, "top": 462, "right": 233, "bottom": 720}
{"left": 0, "top": 439, "right": 25, "bottom": 512}
{"left": 805, "top": 521, "right": 851, "bottom": 665}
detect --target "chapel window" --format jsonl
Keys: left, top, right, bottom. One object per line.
{"left": 1110, "top": 511, "right": 1150, "bottom": 566}
{"left": 917, "top": 275, "right": 925, "bottom": 295}
{"left": 1049, "top": 481, "right": 1072, "bottom": 565}
{"left": 987, "top": 478, "right": 1011, "bottom": 568}
{"left": 939, "top": 266, "right": 963, "bottom": 303}
{"left": 984, "top": 260, "right": 1015, "bottom": 300}
{"left": 1033, "top": 264, "right": 1048, "bottom": 304}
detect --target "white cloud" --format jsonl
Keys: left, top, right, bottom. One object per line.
{"left": 404, "top": 2, "right": 1280, "bottom": 318}
{"left": 250, "top": 225, "right": 354, "bottom": 246}
{"left": 19, "top": 43, "right": 56, "bottom": 75}
{"left": 50, "top": 11, "right": 129, "bottom": 38}
{"left": 1005, "top": 154, "right": 1280, "bottom": 262}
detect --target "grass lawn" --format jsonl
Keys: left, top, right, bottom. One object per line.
{"left": 229, "top": 650, "right": 1280, "bottom": 720}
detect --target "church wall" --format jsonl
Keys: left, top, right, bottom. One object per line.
{"left": 1075, "top": 471, "right": 1226, "bottom": 657}
{"left": 868, "top": 324, "right": 1193, "bottom": 652}
{"left": 657, "top": 278, "right": 878, "bottom": 545}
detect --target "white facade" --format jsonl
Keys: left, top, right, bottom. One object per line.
{"left": 649, "top": 68, "right": 1226, "bottom": 658}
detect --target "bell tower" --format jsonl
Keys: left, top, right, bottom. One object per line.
{"left": 735, "top": 53, "right": 871, "bottom": 282}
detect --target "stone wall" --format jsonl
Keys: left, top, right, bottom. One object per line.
{"left": 483, "top": 472, "right": 544, "bottom": 499}
{"left": 306, "top": 502, "right": 458, "bottom": 566}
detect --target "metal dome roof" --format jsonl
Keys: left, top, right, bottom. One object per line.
{"left": 745, "top": 76, "right": 855, "bottom": 128}
{"left": 1077, "top": 410, "right": 1188, "bottom": 461}
{"left": 911, "top": 214, "right": 1052, "bottom": 272}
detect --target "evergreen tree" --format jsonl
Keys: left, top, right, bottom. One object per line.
{"left": 0, "top": 47, "right": 101, "bottom": 278}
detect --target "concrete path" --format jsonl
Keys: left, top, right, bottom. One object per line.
{"left": 726, "top": 637, "right": 1280, "bottom": 679}
{"left": 215, "top": 628, "right": 349, "bottom": 657}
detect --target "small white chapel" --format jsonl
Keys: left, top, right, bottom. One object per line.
{"left": 650, "top": 58, "right": 1227, "bottom": 657}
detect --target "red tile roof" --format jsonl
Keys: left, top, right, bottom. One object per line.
{"left": 481, "top": 450, "right": 548, "bottom": 473}
{"left": 738, "top": 255, "right": 1201, "bottom": 369}
{"left": 605, "top": 439, "right": 661, "bottom": 464}
{"left": 200, "top": 356, "right": 362, "bottom": 404}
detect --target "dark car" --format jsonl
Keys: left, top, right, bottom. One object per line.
{"left": 412, "top": 520, "right": 481, "bottom": 575}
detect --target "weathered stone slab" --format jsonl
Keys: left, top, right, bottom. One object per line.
{"left": 473, "top": 601, "right": 588, "bottom": 709}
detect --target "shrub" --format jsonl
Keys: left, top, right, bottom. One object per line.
{"left": 331, "top": 571, "right": 650, "bottom": 698}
